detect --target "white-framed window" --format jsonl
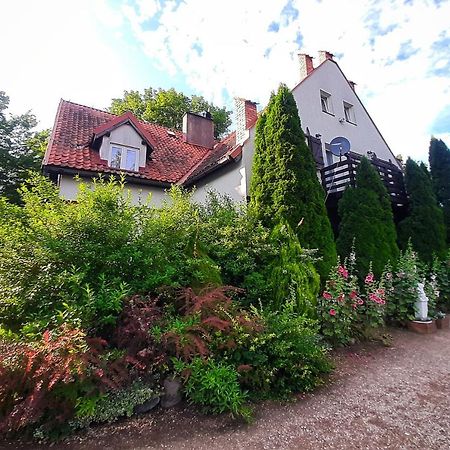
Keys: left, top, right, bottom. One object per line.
{"left": 109, "top": 144, "right": 139, "bottom": 171}
{"left": 343, "top": 101, "right": 356, "bottom": 124}
{"left": 320, "top": 90, "right": 333, "bottom": 114}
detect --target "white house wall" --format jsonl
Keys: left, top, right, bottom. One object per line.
{"left": 292, "top": 60, "right": 400, "bottom": 168}
{"left": 58, "top": 174, "right": 167, "bottom": 206}
{"left": 191, "top": 158, "right": 248, "bottom": 204}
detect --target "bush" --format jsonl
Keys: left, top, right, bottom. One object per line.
{"left": 174, "top": 357, "right": 251, "bottom": 420}
{"left": 0, "top": 176, "right": 222, "bottom": 336}
{"left": 220, "top": 301, "right": 332, "bottom": 399}
{"left": 385, "top": 243, "right": 421, "bottom": 324}
{"left": 72, "top": 379, "right": 159, "bottom": 429}
{"left": 318, "top": 254, "right": 388, "bottom": 346}
{"left": 432, "top": 252, "right": 450, "bottom": 313}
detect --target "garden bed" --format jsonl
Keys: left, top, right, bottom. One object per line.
{"left": 3, "top": 328, "right": 450, "bottom": 450}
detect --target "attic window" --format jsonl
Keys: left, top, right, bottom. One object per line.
{"left": 343, "top": 101, "right": 356, "bottom": 124}
{"left": 110, "top": 144, "right": 139, "bottom": 171}
{"left": 320, "top": 90, "right": 333, "bottom": 115}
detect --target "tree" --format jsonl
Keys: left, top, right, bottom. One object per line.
{"left": 336, "top": 157, "right": 399, "bottom": 277}
{"left": 249, "top": 84, "right": 336, "bottom": 280}
{"left": 0, "top": 91, "right": 49, "bottom": 204}
{"left": 397, "top": 158, "right": 447, "bottom": 261}
{"left": 109, "top": 88, "right": 232, "bottom": 138}
{"left": 429, "top": 137, "right": 450, "bottom": 245}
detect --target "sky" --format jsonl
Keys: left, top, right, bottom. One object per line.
{"left": 1, "top": 0, "right": 449, "bottom": 161}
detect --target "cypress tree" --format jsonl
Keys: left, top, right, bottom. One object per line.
{"left": 250, "top": 84, "right": 336, "bottom": 279}
{"left": 336, "top": 157, "right": 399, "bottom": 277}
{"left": 398, "top": 158, "right": 447, "bottom": 261}
{"left": 429, "top": 137, "right": 450, "bottom": 245}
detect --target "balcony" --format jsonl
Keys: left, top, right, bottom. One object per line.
{"left": 320, "top": 152, "right": 407, "bottom": 209}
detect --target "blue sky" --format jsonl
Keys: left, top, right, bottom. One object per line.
{"left": 1, "top": 0, "right": 449, "bottom": 161}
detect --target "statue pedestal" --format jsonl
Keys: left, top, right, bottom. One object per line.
{"left": 407, "top": 320, "right": 437, "bottom": 334}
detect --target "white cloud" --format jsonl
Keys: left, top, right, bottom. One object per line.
{"left": 122, "top": 0, "right": 450, "bottom": 160}
{"left": 0, "top": 0, "right": 130, "bottom": 129}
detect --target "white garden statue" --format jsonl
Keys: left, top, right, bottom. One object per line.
{"left": 416, "top": 282, "right": 429, "bottom": 321}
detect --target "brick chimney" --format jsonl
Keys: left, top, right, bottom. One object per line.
{"left": 298, "top": 53, "right": 314, "bottom": 81}
{"left": 318, "top": 50, "right": 334, "bottom": 64}
{"left": 235, "top": 98, "right": 258, "bottom": 145}
{"left": 182, "top": 112, "right": 215, "bottom": 149}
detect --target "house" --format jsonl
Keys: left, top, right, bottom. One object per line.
{"left": 238, "top": 50, "right": 407, "bottom": 223}
{"left": 42, "top": 98, "right": 258, "bottom": 205}
{"left": 43, "top": 51, "right": 405, "bottom": 213}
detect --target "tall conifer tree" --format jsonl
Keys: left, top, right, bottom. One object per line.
{"left": 398, "top": 158, "right": 447, "bottom": 261}
{"left": 429, "top": 137, "right": 450, "bottom": 245}
{"left": 250, "top": 84, "right": 336, "bottom": 279}
{"left": 336, "top": 157, "right": 399, "bottom": 276}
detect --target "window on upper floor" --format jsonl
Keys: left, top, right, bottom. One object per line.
{"left": 343, "top": 101, "right": 356, "bottom": 124}
{"left": 109, "top": 144, "right": 139, "bottom": 171}
{"left": 320, "top": 90, "right": 333, "bottom": 115}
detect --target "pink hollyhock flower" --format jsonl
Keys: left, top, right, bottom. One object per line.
{"left": 323, "top": 291, "right": 332, "bottom": 300}
{"left": 337, "top": 293, "right": 345, "bottom": 302}
{"left": 379, "top": 299, "right": 386, "bottom": 305}
{"left": 352, "top": 303, "right": 357, "bottom": 309}
{"left": 350, "top": 290, "right": 358, "bottom": 299}
{"left": 365, "top": 273, "right": 374, "bottom": 284}
{"left": 338, "top": 265, "right": 349, "bottom": 279}
{"left": 329, "top": 309, "right": 337, "bottom": 316}
{"left": 357, "top": 298, "right": 364, "bottom": 305}
{"left": 377, "top": 288, "right": 385, "bottom": 296}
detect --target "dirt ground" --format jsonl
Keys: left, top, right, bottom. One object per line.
{"left": 2, "top": 327, "right": 450, "bottom": 450}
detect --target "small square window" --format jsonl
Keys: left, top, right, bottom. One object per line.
{"left": 343, "top": 102, "right": 356, "bottom": 124}
{"left": 109, "top": 144, "right": 139, "bottom": 171}
{"left": 320, "top": 90, "right": 333, "bottom": 114}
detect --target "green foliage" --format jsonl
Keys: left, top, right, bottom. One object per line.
{"left": 249, "top": 84, "right": 336, "bottom": 280}
{"left": 198, "top": 192, "right": 275, "bottom": 306}
{"left": 174, "top": 358, "right": 251, "bottom": 420}
{"left": 385, "top": 243, "right": 421, "bottom": 324}
{"left": 431, "top": 252, "right": 450, "bottom": 312}
{"left": 220, "top": 301, "right": 332, "bottom": 399}
{"left": 429, "top": 137, "right": 450, "bottom": 245}
{"left": 109, "top": 87, "right": 232, "bottom": 138}
{"left": 0, "top": 91, "right": 49, "bottom": 204}
{"left": 398, "top": 158, "right": 447, "bottom": 261}
{"left": 267, "top": 221, "right": 319, "bottom": 315}
{"left": 72, "top": 380, "right": 159, "bottom": 429}
{"left": 337, "top": 157, "right": 399, "bottom": 277}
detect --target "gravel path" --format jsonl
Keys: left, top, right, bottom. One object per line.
{"left": 3, "top": 328, "right": 450, "bottom": 450}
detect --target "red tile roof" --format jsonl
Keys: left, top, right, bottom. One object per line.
{"left": 43, "top": 100, "right": 237, "bottom": 185}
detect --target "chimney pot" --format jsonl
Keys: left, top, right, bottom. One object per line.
{"left": 298, "top": 53, "right": 314, "bottom": 82}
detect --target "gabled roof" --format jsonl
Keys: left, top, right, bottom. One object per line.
{"left": 92, "top": 111, "right": 158, "bottom": 150}
{"left": 43, "top": 100, "right": 237, "bottom": 186}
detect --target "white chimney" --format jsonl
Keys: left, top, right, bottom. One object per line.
{"left": 235, "top": 98, "right": 258, "bottom": 145}
{"left": 298, "top": 53, "right": 314, "bottom": 81}
{"left": 318, "top": 50, "right": 334, "bottom": 64}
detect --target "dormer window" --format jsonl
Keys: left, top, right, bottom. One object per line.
{"left": 109, "top": 144, "right": 139, "bottom": 171}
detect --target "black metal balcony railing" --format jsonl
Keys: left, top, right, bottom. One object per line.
{"left": 320, "top": 152, "right": 407, "bottom": 208}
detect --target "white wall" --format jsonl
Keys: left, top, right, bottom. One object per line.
{"left": 58, "top": 175, "right": 167, "bottom": 206}
{"left": 191, "top": 158, "right": 247, "bottom": 204}
{"left": 292, "top": 60, "right": 400, "bottom": 168}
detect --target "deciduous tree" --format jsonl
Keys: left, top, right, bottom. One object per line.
{"left": 110, "top": 88, "right": 232, "bottom": 138}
